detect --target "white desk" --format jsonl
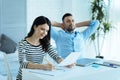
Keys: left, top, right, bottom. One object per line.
{"left": 22, "top": 65, "right": 120, "bottom": 80}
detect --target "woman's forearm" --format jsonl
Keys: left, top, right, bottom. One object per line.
{"left": 27, "top": 62, "right": 45, "bottom": 69}
{"left": 27, "top": 62, "right": 54, "bottom": 70}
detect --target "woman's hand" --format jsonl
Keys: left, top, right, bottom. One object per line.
{"left": 43, "top": 63, "right": 55, "bottom": 70}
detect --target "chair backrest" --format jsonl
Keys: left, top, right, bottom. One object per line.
{"left": 3, "top": 53, "right": 12, "bottom": 80}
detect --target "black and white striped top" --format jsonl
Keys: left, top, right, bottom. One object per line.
{"left": 16, "top": 39, "right": 60, "bottom": 80}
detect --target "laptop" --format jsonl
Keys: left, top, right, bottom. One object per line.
{"left": 76, "top": 58, "right": 99, "bottom": 67}
{"left": 58, "top": 52, "right": 81, "bottom": 66}
{"left": 104, "top": 60, "right": 120, "bottom": 66}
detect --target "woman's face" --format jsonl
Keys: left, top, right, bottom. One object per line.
{"left": 34, "top": 23, "right": 49, "bottom": 39}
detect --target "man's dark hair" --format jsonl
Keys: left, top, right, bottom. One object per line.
{"left": 62, "top": 13, "right": 72, "bottom": 22}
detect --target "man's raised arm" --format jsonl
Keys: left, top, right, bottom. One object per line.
{"left": 51, "top": 21, "right": 62, "bottom": 27}
{"left": 52, "top": 20, "right": 91, "bottom": 29}
{"left": 75, "top": 21, "right": 91, "bottom": 28}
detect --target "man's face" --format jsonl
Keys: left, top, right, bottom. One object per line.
{"left": 63, "top": 16, "right": 75, "bottom": 32}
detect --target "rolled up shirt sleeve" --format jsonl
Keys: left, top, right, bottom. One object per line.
{"left": 82, "top": 20, "right": 99, "bottom": 40}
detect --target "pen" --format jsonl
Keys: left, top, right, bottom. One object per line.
{"left": 44, "top": 58, "right": 51, "bottom": 64}
{"left": 93, "top": 63, "right": 117, "bottom": 68}
{"left": 45, "top": 58, "right": 65, "bottom": 71}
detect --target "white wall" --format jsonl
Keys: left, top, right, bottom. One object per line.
{"left": 101, "top": 0, "right": 120, "bottom": 61}
{"left": 72, "top": 0, "right": 91, "bottom": 21}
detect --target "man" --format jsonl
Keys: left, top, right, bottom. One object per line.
{"left": 51, "top": 13, "right": 99, "bottom": 59}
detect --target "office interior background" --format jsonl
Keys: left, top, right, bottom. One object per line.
{"left": 0, "top": 0, "right": 120, "bottom": 61}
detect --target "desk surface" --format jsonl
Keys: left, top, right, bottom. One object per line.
{"left": 22, "top": 65, "right": 120, "bottom": 80}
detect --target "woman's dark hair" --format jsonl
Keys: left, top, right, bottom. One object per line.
{"left": 62, "top": 13, "right": 72, "bottom": 22}
{"left": 26, "top": 16, "right": 51, "bottom": 52}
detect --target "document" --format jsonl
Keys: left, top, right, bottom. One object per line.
{"left": 58, "top": 52, "right": 81, "bottom": 66}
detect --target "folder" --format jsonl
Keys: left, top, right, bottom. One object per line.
{"left": 76, "top": 58, "right": 99, "bottom": 67}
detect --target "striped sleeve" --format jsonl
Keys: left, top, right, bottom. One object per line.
{"left": 18, "top": 40, "right": 29, "bottom": 68}
{"left": 47, "top": 45, "right": 61, "bottom": 63}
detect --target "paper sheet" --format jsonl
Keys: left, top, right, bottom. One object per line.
{"left": 58, "top": 52, "right": 81, "bottom": 66}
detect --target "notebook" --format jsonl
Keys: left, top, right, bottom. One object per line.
{"left": 58, "top": 52, "right": 81, "bottom": 66}
{"left": 76, "top": 58, "right": 99, "bottom": 67}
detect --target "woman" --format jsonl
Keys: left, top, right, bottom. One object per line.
{"left": 16, "top": 16, "right": 63, "bottom": 80}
